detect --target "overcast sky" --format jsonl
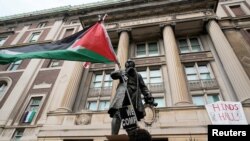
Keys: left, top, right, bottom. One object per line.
{"left": 0, "top": 0, "right": 103, "bottom": 17}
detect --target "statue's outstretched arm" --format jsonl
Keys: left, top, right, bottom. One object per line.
{"left": 110, "top": 70, "right": 122, "bottom": 80}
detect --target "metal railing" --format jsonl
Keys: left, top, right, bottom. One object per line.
{"left": 188, "top": 79, "right": 219, "bottom": 90}
{"left": 88, "top": 82, "right": 165, "bottom": 97}
{"left": 88, "top": 86, "right": 112, "bottom": 97}
{"left": 147, "top": 82, "right": 165, "bottom": 93}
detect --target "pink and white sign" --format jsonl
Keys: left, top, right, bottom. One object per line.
{"left": 205, "top": 101, "right": 248, "bottom": 125}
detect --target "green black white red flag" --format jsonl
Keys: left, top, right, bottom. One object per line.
{"left": 0, "top": 21, "right": 118, "bottom": 65}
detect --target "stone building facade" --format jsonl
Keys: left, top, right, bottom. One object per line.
{"left": 0, "top": 0, "right": 249, "bottom": 140}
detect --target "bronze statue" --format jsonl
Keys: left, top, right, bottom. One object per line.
{"left": 108, "top": 59, "right": 157, "bottom": 137}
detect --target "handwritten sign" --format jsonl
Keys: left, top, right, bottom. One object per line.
{"left": 119, "top": 105, "right": 137, "bottom": 129}
{"left": 205, "top": 101, "right": 248, "bottom": 125}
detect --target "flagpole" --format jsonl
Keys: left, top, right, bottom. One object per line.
{"left": 102, "top": 14, "right": 108, "bottom": 21}
{"left": 98, "top": 14, "right": 108, "bottom": 22}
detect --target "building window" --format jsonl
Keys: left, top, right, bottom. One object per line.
{"left": 48, "top": 59, "right": 60, "bottom": 67}
{"left": 98, "top": 100, "right": 110, "bottom": 110}
{"left": 178, "top": 37, "right": 202, "bottom": 53}
{"left": 184, "top": 62, "right": 219, "bottom": 91}
{"left": 136, "top": 42, "right": 159, "bottom": 57}
{"left": 29, "top": 32, "right": 40, "bottom": 43}
{"left": 86, "top": 71, "right": 113, "bottom": 111}
{"left": 86, "top": 100, "right": 110, "bottom": 111}
{"left": 11, "top": 128, "right": 24, "bottom": 141}
{"left": 0, "top": 36, "right": 7, "bottom": 46}
{"left": 86, "top": 101, "right": 97, "bottom": 110}
{"left": 93, "top": 74, "right": 103, "bottom": 88}
{"left": 138, "top": 68, "right": 163, "bottom": 85}
{"left": 37, "top": 22, "right": 47, "bottom": 28}
{"left": 21, "top": 97, "right": 42, "bottom": 123}
{"left": 93, "top": 72, "right": 112, "bottom": 88}
{"left": 230, "top": 5, "right": 246, "bottom": 16}
{"left": 154, "top": 97, "right": 165, "bottom": 108}
{"left": 142, "top": 96, "right": 165, "bottom": 108}
{"left": 63, "top": 28, "right": 74, "bottom": 38}
{"left": 0, "top": 81, "right": 8, "bottom": 100}
{"left": 7, "top": 60, "right": 22, "bottom": 71}
{"left": 184, "top": 63, "right": 212, "bottom": 81}
{"left": 192, "top": 93, "right": 220, "bottom": 106}
{"left": 138, "top": 67, "right": 165, "bottom": 107}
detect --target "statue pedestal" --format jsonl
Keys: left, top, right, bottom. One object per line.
{"left": 106, "top": 134, "right": 129, "bottom": 141}
{"left": 106, "top": 129, "right": 152, "bottom": 141}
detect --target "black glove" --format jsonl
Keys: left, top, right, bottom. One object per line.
{"left": 144, "top": 96, "right": 158, "bottom": 107}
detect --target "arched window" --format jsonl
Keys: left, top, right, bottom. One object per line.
{"left": 0, "top": 81, "right": 8, "bottom": 100}
{"left": 0, "top": 77, "right": 12, "bottom": 102}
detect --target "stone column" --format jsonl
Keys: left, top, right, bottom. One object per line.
{"left": 111, "top": 31, "right": 129, "bottom": 98}
{"left": 48, "top": 61, "right": 83, "bottom": 112}
{"left": 162, "top": 25, "right": 191, "bottom": 105}
{"left": 116, "top": 31, "right": 130, "bottom": 69}
{"left": 59, "top": 61, "right": 83, "bottom": 111}
{"left": 207, "top": 20, "right": 250, "bottom": 102}
{"left": 45, "top": 20, "right": 63, "bottom": 41}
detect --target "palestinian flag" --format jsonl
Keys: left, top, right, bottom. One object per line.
{"left": 0, "top": 22, "right": 118, "bottom": 65}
